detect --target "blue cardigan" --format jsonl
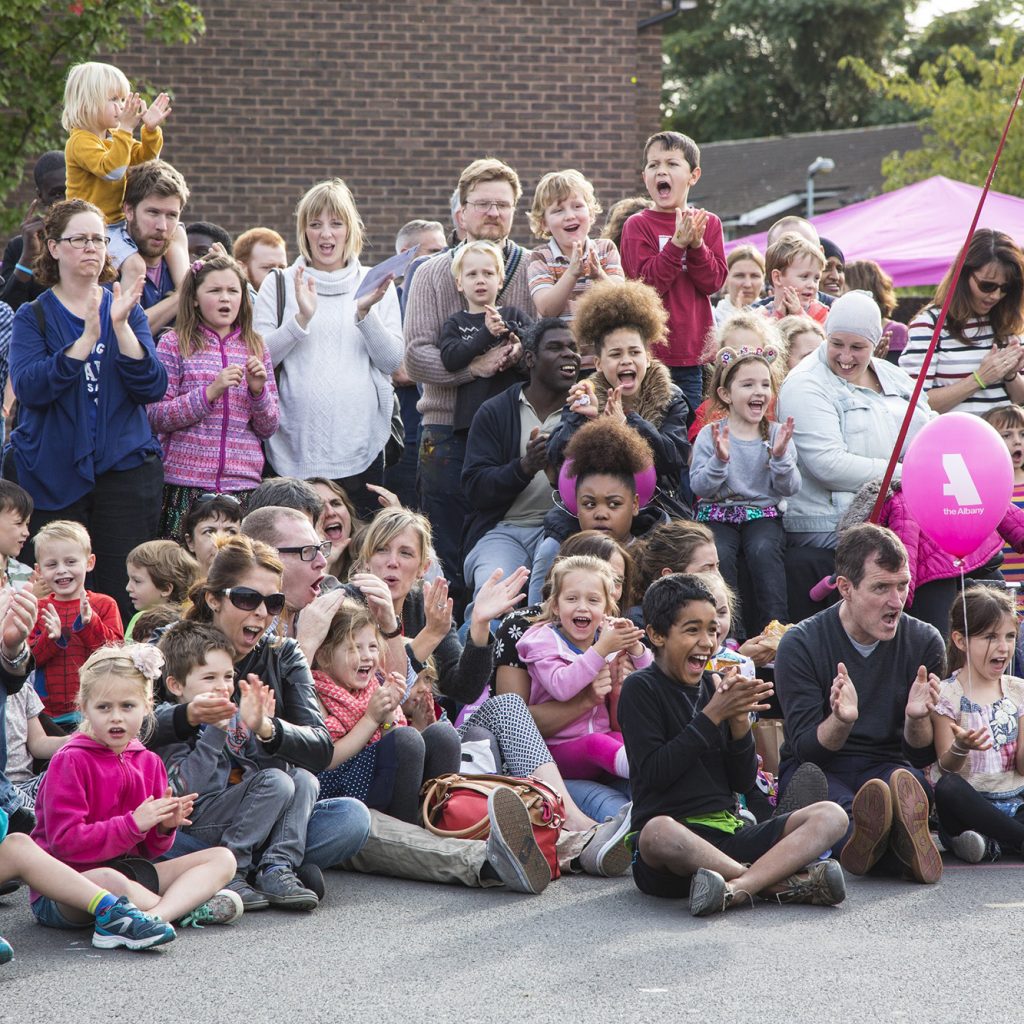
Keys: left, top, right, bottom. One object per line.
{"left": 10, "top": 288, "right": 167, "bottom": 509}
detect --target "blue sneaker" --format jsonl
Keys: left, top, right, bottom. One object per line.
{"left": 92, "top": 897, "right": 176, "bottom": 951}
{"left": 0, "top": 934, "right": 12, "bottom": 965}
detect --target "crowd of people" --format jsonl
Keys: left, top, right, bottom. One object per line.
{"left": 2, "top": 57, "right": 1024, "bottom": 960}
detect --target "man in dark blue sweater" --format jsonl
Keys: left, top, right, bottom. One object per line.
{"left": 775, "top": 524, "right": 946, "bottom": 885}
{"left": 619, "top": 574, "right": 848, "bottom": 917}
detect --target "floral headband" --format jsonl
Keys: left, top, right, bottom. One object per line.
{"left": 717, "top": 344, "right": 779, "bottom": 367}
{"left": 128, "top": 644, "right": 165, "bottom": 683}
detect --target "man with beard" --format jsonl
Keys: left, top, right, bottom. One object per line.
{"left": 118, "top": 160, "right": 191, "bottom": 332}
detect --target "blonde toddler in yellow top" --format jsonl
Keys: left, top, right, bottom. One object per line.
{"left": 62, "top": 61, "right": 188, "bottom": 285}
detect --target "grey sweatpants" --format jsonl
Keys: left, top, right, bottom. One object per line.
{"left": 182, "top": 766, "right": 319, "bottom": 874}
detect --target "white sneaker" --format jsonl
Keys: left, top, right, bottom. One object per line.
{"left": 949, "top": 830, "right": 986, "bottom": 864}
{"left": 579, "top": 802, "right": 632, "bottom": 877}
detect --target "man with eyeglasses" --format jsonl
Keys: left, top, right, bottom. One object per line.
{"left": 404, "top": 158, "right": 536, "bottom": 616}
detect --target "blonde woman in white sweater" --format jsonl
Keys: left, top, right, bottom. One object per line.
{"left": 254, "top": 179, "right": 403, "bottom": 518}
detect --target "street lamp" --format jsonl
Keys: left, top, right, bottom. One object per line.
{"left": 805, "top": 156, "right": 835, "bottom": 218}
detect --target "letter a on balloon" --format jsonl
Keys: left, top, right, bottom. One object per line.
{"left": 941, "top": 454, "right": 981, "bottom": 506}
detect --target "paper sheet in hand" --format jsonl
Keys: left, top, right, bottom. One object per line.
{"left": 355, "top": 245, "right": 419, "bottom": 300}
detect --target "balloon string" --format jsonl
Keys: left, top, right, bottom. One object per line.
{"left": 959, "top": 562, "right": 972, "bottom": 707}
{"left": 869, "top": 72, "right": 1024, "bottom": 524}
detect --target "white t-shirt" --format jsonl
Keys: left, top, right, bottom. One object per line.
{"left": 4, "top": 683, "right": 43, "bottom": 783}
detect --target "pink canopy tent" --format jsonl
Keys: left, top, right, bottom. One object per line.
{"left": 725, "top": 176, "right": 1024, "bottom": 287}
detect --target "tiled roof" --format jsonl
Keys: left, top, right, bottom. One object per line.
{"left": 691, "top": 123, "right": 923, "bottom": 227}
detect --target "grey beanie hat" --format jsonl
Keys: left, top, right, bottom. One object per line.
{"left": 825, "top": 289, "right": 882, "bottom": 345}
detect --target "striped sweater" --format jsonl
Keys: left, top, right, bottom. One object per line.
{"left": 147, "top": 324, "right": 279, "bottom": 491}
{"left": 899, "top": 305, "right": 1021, "bottom": 416}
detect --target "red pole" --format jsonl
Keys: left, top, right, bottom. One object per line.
{"left": 869, "top": 73, "right": 1024, "bottom": 523}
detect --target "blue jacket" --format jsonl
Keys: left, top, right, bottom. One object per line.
{"left": 10, "top": 288, "right": 166, "bottom": 509}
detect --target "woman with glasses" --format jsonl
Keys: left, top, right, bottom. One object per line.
{"left": 900, "top": 228, "right": 1024, "bottom": 416}
{"left": 165, "top": 534, "right": 371, "bottom": 878}
{"left": 9, "top": 198, "right": 166, "bottom": 622}
{"left": 253, "top": 178, "right": 403, "bottom": 520}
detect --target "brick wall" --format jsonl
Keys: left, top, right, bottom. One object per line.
{"left": 96, "top": 1, "right": 668, "bottom": 259}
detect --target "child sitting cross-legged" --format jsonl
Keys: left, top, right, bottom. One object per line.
{"left": 617, "top": 573, "right": 849, "bottom": 916}
{"left": 155, "top": 621, "right": 321, "bottom": 911}
{"left": 30, "top": 645, "right": 241, "bottom": 933}
{"left": 29, "top": 520, "right": 124, "bottom": 727}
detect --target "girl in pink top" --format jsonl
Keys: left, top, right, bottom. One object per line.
{"left": 31, "top": 645, "right": 238, "bottom": 929}
{"left": 148, "top": 253, "right": 279, "bottom": 539}
{"left": 516, "top": 555, "right": 652, "bottom": 780}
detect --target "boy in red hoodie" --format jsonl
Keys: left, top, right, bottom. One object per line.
{"left": 620, "top": 131, "right": 727, "bottom": 417}
{"left": 28, "top": 520, "right": 123, "bottom": 725}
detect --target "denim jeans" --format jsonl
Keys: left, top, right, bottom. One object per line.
{"left": 418, "top": 425, "right": 470, "bottom": 609}
{"left": 463, "top": 522, "right": 544, "bottom": 607}
{"left": 166, "top": 795, "right": 371, "bottom": 870}
{"left": 565, "top": 777, "right": 631, "bottom": 822}
{"left": 529, "top": 536, "right": 562, "bottom": 605}
{"left": 335, "top": 450, "right": 385, "bottom": 521}
{"left": 667, "top": 364, "right": 704, "bottom": 426}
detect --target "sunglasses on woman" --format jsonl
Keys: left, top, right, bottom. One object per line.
{"left": 221, "top": 587, "right": 286, "bottom": 615}
{"left": 973, "top": 276, "right": 1010, "bottom": 295}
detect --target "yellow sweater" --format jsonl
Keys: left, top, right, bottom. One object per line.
{"left": 65, "top": 126, "right": 163, "bottom": 224}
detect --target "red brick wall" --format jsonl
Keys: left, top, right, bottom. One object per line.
{"left": 96, "top": 1, "right": 667, "bottom": 259}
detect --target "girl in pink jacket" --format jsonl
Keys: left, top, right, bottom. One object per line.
{"left": 516, "top": 555, "right": 652, "bottom": 780}
{"left": 31, "top": 645, "right": 238, "bottom": 931}
{"left": 148, "top": 253, "right": 279, "bottom": 539}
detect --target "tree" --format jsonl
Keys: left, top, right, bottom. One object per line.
{"left": 0, "top": 0, "right": 204, "bottom": 232}
{"left": 904, "top": 0, "right": 1024, "bottom": 80}
{"left": 845, "top": 32, "right": 1024, "bottom": 196}
{"left": 661, "top": 0, "right": 912, "bottom": 142}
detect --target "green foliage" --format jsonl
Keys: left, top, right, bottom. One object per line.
{"left": 844, "top": 32, "right": 1024, "bottom": 195}
{"left": 0, "top": 0, "right": 203, "bottom": 232}
{"left": 904, "top": 0, "right": 1024, "bottom": 79}
{"left": 661, "top": 0, "right": 912, "bottom": 141}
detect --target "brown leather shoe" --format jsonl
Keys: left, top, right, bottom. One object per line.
{"left": 840, "top": 779, "right": 892, "bottom": 876}
{"left": 888, "top": 768, "right": 942, "bottom": 884}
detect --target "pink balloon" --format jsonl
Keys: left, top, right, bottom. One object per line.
{"left": 900, "top": 412, "right": 1013, "bottom": 558}
{"left": 557, "top": 459, "right": 657, "bottom": 516}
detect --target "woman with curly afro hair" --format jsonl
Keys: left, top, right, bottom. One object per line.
{"left": 547, "top": 278, "right": 691, "bottom": 519}
{"left": 530, "top": 418, "right": 670, "bottom": 602}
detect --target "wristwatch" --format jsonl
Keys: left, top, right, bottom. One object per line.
{"left": 1, "top": 643, "right": 30, "bottom": 669}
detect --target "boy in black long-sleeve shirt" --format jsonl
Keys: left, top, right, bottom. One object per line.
{"left": 618, "top": 574, "right": 849, "bottom": 917}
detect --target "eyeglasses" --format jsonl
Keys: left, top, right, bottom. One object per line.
{"left": 277, "top": 541, "right": 332, "bottom": 562}
{"left": 221, "top": 587, "right": 287, "bottom": 615}
{"left": 463, "top": 201, "right": 514, "bottom": 213}
{"left": 58, "top": 235, "right": 110, "bottom": 250}
{"left": 973, "top": 276, "right": 1011, "bottom": 295}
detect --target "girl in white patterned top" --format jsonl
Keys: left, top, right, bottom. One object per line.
{"left": 900, "top": 228, "right": 1024, "bottom": 416}
{"left": 931, "top": 585, "right": 1024, "bottom": 862}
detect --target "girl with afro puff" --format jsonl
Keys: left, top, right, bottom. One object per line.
{"left": 529, "top": 418, "right": 669, "bottom": 603}
{"left": 547, "top": 278, "right": 692, "bottom": 520}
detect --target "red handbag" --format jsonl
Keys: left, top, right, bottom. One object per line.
{"left": 419, "top": 773, "right": 565, "bottom": 880}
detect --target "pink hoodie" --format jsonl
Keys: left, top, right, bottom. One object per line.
{"left": 881, "top": 488, "right": 1024, "bottom": 603}
{"left": 31, "top": 733, "right": 174, "bottom": 877}
{"left": 516, "top": 622, "right": 652, "bottom": 744}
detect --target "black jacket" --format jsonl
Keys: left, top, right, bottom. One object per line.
{"left": 149, "top": 633, "right": 333, "bottom": 774}
{"left": 461, "top": 383, "right": 539, "bottom": 557}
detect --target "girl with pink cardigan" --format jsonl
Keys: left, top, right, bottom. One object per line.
{"left": 148, "top": 253, "right": 278, "bottom": 539}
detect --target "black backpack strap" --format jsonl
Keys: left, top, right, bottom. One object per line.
{"left": 30, "top": 298, "right": 45, "bottom": 335}
{"left": 273, "top": 268, "right": 286, "bottom": 329}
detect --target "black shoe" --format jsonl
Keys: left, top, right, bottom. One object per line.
{"left": 7, "top": 806, "right": 35, "bottom": 835}
{"left": 0, "top": 880, "right": 21, "bottom": 898}
{"left": 774, "top": 763, "right": 829, "bottom": 818}
{"left": 295, "top": 863, "right": 326, "bottom": 901}
{"left": 255, "top": 867, "right": 319, "bottom": 911}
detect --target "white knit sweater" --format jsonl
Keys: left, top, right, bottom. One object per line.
{"left": 253, "top": 257, "right": 404, "bottom": 478}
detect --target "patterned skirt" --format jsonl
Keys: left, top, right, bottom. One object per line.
{"left": 159, "top": 484, "right": 254, "bottom": 541}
